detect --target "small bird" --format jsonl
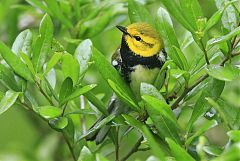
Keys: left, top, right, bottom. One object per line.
{"left": 86, "top": 22, "right": 166, "bottom": 144}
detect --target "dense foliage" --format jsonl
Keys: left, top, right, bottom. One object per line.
{"left": 0, "top": 0, "right": 239, "bottom": 161}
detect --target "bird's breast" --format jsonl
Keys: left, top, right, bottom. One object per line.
{"left": 129, "top": 65, "right": 160, "bottom": 100}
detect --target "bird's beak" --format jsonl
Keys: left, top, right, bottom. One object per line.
{"left": 116, "top": 25, "right": 128, "bottom": 35}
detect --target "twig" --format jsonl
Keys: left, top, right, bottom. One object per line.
{"left": 36, "top": 82, "right": 54, "bottom": 105}
{"left": 200, "top": 40, "right": 210, "bottom": 65}
{"left": 80, "top": 95, "right": 86, "bottom": 134}
{"left": 115, "top": 127, "right": 120, "bottom": 161}
{"left": 63, "top": 133, "right": 77, "bottom": 161}
{"left": 120, "top": 136, "right": 143, "bottom": 161}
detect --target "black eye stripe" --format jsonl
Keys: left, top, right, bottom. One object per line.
{"left": 134, "top": 36, "right": 141, "bottom": 41}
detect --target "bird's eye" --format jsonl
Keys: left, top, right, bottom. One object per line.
{"left": 134, "top": 36, "right": 141, "bottom": 41}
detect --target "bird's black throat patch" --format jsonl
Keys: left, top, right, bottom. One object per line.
{"left": 119, "top": 36, "right": 165, "bottom": 82}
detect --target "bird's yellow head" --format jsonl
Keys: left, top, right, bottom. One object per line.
{"left": 117, "top": 22, "right": 163, "bottom": 57}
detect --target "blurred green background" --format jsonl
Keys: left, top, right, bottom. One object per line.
{"left": 0, "top": 0, "right": 239, "bottom": 161}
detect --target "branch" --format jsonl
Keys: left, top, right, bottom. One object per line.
{"left": 115, "top": 127, "right": 120, "bottom": 161}
{"left": 36, "top": 82, "right": 54, "bottom": 105}
{"left": 200, "top": 40, "right": 210, "bottom": 65}
{"left": 171, "top": 52, "right": 240, "bottom": 110}
{"left": 120, "top": 136, "right": 143, "bottom": 161}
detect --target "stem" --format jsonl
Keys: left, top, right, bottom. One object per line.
{"left": 200, "top": 40, "right": 210, "bottom": 65}
{"left": 63, "top": 133, "right": 77, "bottom": 161}
{"left": 36, "top": 82, "right": 54, "bottom": 105}
{"left": 115, "top": 127, "right": 120, "bottom": 161}
{"left": 62, "top": 103, "right": 68, "bottom": 116}
{"left": 80, "top": 95, "right": 86, "bottom": 134}
{"left": 120, "top": 136, "right": 143, "bottom": 161}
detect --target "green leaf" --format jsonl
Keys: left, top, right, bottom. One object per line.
{"left": 74, "top": 39, "right": 92, "bottom": 75}
{"left": 32, "top": 14, "right": 53, "bottom": 72}
{"left": 78, "top": 146, "right": 95, "bottom": 161}
{"left": 0, "top": 42, "right": 34, "bottom": 82}
{"left": 207, "top": 64, "right": 239, "bottom": 81}
{"left": 95, "top": 153, "right": 109, "bottom": 161}
{"left": 159, "top": 0, "right": 195, "bottom": 33}
{"left": 38, "top": 106, "right": 62, "bottom": 119}
{"left": 179, "top": 0, "right": 203, "bottom": 30}
{"left": 166, "top": 138, "right": 195, "bottom": 161}
{"left": 49, "top": 117, "right": 68, "bottom": 130}
{"left": 108, "top": 79, "right": 139, "bottom": 111}
{"left": 142, "top": 95, "right": 181, "bottom": 144}
{"left": 43, "top": 0, "right": 72, "bottom": 28}
{"left": 204, "top": 9, "right": 224, "bottom": 33}
{"left": 172, "top": 46, "right": 189, "bottom": 70}
{"left": 206, "top": 98, "right": 240, "bottom": 129}
{"left": 0, "top": 64, "right": 21, "bottom": 91}
{"left": 0, "top": 90, "right": 19, "bottom": 115}
{"left": 20, "top": 52, "right": 35, "bottom": 75}
{"left": 228, "top": 130, "right": 240, "bottom": 142}
{"left": 91, "top": 47, "right": 137, "bottom": 108}
{"left": 123, "top": 115, "right": 166, "bottom": 160}
{"left": 12, "top": 29, "right": 32, "bottom": 56}
{"left": 44, "top": 52, "right": 62, "bottom": 75}
{"left": 156, "top": 8, "right": 188, "bottom": 70}
{"left": 80, "top": 114, "right": 116, "bottom": 140}
{"left": 203, "top": 145, "right": 223, "bottom": 157}
{"left": 187, "top": 78, "right": 225, "bottom": 132}
{"left": 207, "top": 26, "right": 240, "bottom": 50}
{"left": 215, "top": 0, "right": 238, "bottom": 31}
{"left": 84, "top": 91, "right": 108, "bottom": 116}
{"left": 62, "top": 53, "right": 80, "bottom": 86}
{"left": 185, "top": 120, "right": 216, "bottom": 148}
{"left": 59, "top": 77, "right": 73, "bottom": 105}
{"left": 140, "top": 83, "right": 165, "bottom": 102}
{"left": 62, "top": 84, "right": 97, "bottom": 105}
{"left": 79, "top": 10, "right": 113, "bottom": 38}
{"left": 211, "top": 143, "right": 240, "bottom": 161}
{"left": 25, "top": 0, "right": 53, "bottom": 15}
{"left": 128, "top": 0, "right": 153, "bottom": 25}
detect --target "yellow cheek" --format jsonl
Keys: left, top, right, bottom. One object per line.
{"left": 125, "top": 36, "right": 160, "bottom": 57}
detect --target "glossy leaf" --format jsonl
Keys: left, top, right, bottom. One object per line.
{"left": 91, "top": 47, "right": 138, "bottom": 109}
{"left": 62, "top": 84, "right": 97, "bottom": 105}
{"left": 38, "top": 106, "right": 62, "bottom": 119}
{"left": 62, "top": 53, "right": 80, "bottom": 86}
{"left": 59, "top": 77, "right": 73, "bottom": 104}
{"left": 26, "top": 0, "right": 53, "bottom": 14}
{"left": 44, "top": 52, "right": 62, "bottom": 75}
{"left": 78, "top": 146, "right": 95, "bottom": 161}
{"left": 20, "top": 52, "right": 35, "bottom": 75}
{"left": 74, "top": 39, "right": 92, "bottom": 75}
{"left": 32, "top": 14, "right": 53, "bottom": 72}
{"left": 215, "top": 0, "right": 238, "bottom": 31}
{"left": 0, "top": 42, "right": 34, "bottom": 82}
{"left": 0, "top": 90, "right": 19, "bottom": 115}
{"left": 49, "top": 117, "right": 68, "bottom": 130}
{"left": 207, "top": 26, "right": 240, "bottom": 50}
{"left": 187, "top": 78, "right": 225, "bottom": 132}
{"left": 142, "top": 95, "right": 180, "bottom": 144}
{"left": 43, "top": 0, "right": 72, "bottom": 28}
{"left": 207, "top": 64, "right": 239, "bottom": 82}
{"left": 179, "top": 0, "right": 203, "bottom": 30}
{"left": 228, "top": 130, "right": 240, "bottom": 142}
{"left": 185, "top": 120, "right": 217, "bottom": 148}
{"left": 140, "top": 83, "right": 165, "bottom": 102}
{"left": 211, "top": 143, "right": 240, "bottom": 161}
{"left": 159, "top": 0, "right": 195, "bottom": 33}
{"left": 156, "top": 8, "right": 188, "bottom": 70}
{"left": 204, "top": 9, "right": 224, "bottom": 33}
{"left": 12, "top": 29, "right": 32, "bottom": 56}
{"left": 108, "top": 79, "right": 139, "bottom": 111}
{"left": 128, "top": 0, "right": 153, "bottom": 25}
{"left": 0, "top": 64, "right": 21, "bottom": 91}
{"left": 166, "top": 138, "right": 195, "bottom": 161}
{"left": 123, "top": 115, "right": 166, "bottom": 160}
{"left": 84, "top": 91, "right": 108, "bottom": 116}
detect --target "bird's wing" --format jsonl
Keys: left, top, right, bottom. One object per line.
{"left": 111, "top": 48, "right": 122, "bottom": 70}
